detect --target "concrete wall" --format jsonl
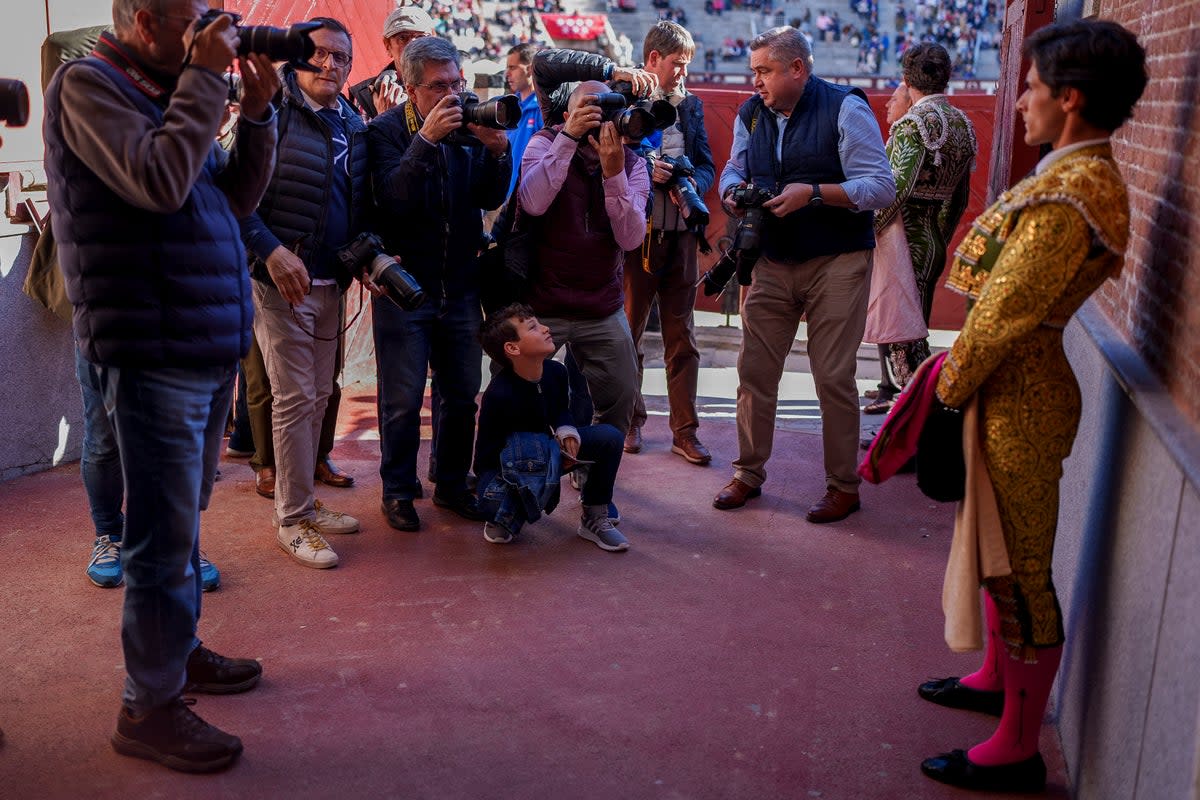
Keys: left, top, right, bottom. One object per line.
{"left": 1054, "top": 302, "right": 1200, "bottom": 800}
{"left": 0, "top": 228, "right": 83, "bottom": 481}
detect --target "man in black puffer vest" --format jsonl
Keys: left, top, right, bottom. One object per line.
{"left": 713, "top": 27, "right": 895, "bottom": 523}
{"left": 240, "top": 17, "right": 376, "bottom": 570}
{"left": 368, "top": 36, "right": 511, "bottom": 533}
{"left": 43, "top": 2, "right": 278, "bottom": 773}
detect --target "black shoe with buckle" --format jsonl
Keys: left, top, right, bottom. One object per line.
{"left": 917, "top": 676, "right": 1004, "bottom": 716}
{"left": 111, "top": 697, "right": 243, "bottom": 773}
{"left": 185, "top": 645, "right": 262, "bottom": 695}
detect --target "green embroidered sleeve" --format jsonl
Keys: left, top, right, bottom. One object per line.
{"left": 875, "top": 118, "right": 924, "bottom": 232}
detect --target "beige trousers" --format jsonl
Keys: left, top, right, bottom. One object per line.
{"left": 733, "top": 250, "right": 872, "bottom": 494}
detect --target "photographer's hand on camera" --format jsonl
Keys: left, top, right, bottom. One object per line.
{"left": 419, "top": 95, "right": 463, "bottom": 144}
{"left": 265, "top": 245, "right": 312, "bottom": 306}
{"left": 468, "top": 124, "right": 510, "bottom": 156}
{"left": 650, "top": 157, "right": 675, "bottom": 185}
{"left": 360, "top": 268, "right": 386, "bottom": 298}
{"left": 187, "top": 13, "right": 239, "bottom": 75}
{"left": 595, "top": 121, "right": 625, "bottom": 179}
{"left": 563, "top": 94, "right": 601, "bottom": 141}
{"left": 612, "top": 68, "right": 658, "bottom": 97}
{"left": 373, "top": 74, "right": 404, "bottom": 115}
{"left": 721, "top": 183, "right": 747, "bottom": 218}
{"left": 763, "top": 183, "right": 813, "bottom": 217}
{"left": 237, "top": 53, "right": 281, "bottom": 122}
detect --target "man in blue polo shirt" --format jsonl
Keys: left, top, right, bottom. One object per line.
{"left": 503, "top": 42, "right": 543, "bottom": 198}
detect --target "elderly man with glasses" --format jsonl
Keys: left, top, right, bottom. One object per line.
{"left": 367, "top": 36, "right": 511, "bottom": 533}
{"left": 240, "top": 16, "right": 381, "bottom": 569}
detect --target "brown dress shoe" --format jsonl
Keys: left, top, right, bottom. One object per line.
{"left": 671, "top": 435, "right": 712, "bottom": 466}
{"left": 315, "top": 457, "right": 355, "bottom": 488}
{"left": 713, "top": 477, "right": 762, "bottom": 510}
{"left": 805, "top": 487, "right": 860, "bottom": 523}
{"left": 255, "top": 467, "right": 276, "bottom": 499}
{"left": 623, "top": 426, "right": 642, "bottom": 454}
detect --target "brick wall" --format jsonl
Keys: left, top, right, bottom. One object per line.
{"left": 1090, "top": 1, "right": 1200, "bottom": 430}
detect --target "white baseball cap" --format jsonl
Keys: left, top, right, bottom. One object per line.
{"left": 383, "top": 7, "right": 436, "bottom": 38}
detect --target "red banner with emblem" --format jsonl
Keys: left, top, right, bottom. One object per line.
{"left": 540, "top": 13, "right": 607, "bottom": 41}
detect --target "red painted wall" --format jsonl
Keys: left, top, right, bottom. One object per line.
{"left": 690, "top": 84, "right": 996, "bottom": 331}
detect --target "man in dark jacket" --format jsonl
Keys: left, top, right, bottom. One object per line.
{"left": 622, "top": 21, "right": 716, "bottom": 466}
{"left": 347, "top": 6, "right": 435, "bottom": 120}
{"left": 42, "top": 1, "right": 278, "bottom": 772}
{"left": 368, "top": 36, "right": 511, "bottom": 532}
{"left": 240, "top": 17, "right": 374, "bottom": 570}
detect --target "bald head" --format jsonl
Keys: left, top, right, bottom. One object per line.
{"left": 568, "top": 80, "right": 610, "bottom": 111}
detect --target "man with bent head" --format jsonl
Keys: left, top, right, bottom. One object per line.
{"left": 43, "top": 0, "right": 278, "bottom": 772}
{"left": 714, "top": 27, "right": 894, "bottom": 521}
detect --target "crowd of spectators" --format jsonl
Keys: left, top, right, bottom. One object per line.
{"left": 847, "top": 0, "right": 999, "bottom": 77}
{"left": 426, "top": 0, "right": 562, "bottom": 61}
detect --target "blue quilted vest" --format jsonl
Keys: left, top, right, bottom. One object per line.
{"left": 44, "top": 55, "right": 252, "bottom": 368}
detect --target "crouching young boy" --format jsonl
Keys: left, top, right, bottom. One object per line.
{"left": 474, "top": 304, "right": 628, "bottom": 551}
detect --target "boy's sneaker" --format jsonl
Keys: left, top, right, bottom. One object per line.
{"left": 483, "top": 521, "right": 514, "bottom": 544}
{"left": 277, "top": 520, "right": 339, "bottom": 569}
{"left": 199, "top": 553, "right": 220, "bottom": 592}
{"left": 87, "top": 535, "right": 123, "bottom": 588}
{"left": 111, "top": 696, "right": 243, "bottom": 773}
{"left": 185, "top": 645, "right": 262, "bottom": 694}
{"left": 578, "top": 510, "right": 630, "bottom": 552}
{"left": 608, "top": 502, "right": 621, "bottom": 526}
{"left": 314, "top": 500, "right": 360, "bottom": 534}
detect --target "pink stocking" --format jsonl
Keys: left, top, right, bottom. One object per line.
{"left": 968, "top": 644, "right": 1063, "bottom": 766}
{"left": 959, "top": 591, "right": 1004, "bottom": 692}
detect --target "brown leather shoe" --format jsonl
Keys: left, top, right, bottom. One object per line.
{"left": 255, "top": 467, "right": 275, "bottom": 499}
{"left": 713, "top": 477, "right": 762, "bottom": 510}
{"left": 623, "top": 425, "right": 643, "bottom": 454}
{"left": 315, "top": 457, "right": 355, "bottom": 488}
{"left": 671, "top": 435, "right": 712, "bottom": 466}
{"left": 805, "top": 487, "right": 860, "bottom": 523}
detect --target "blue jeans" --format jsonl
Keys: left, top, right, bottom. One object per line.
{"left": 76, "top": 347, "right": 124, "bottom": 538}
{"left": 373, "top": 294, "right": 483, "bottom": 500}
{"left": 94, "top": 362, "right": 235, "bottom": 714}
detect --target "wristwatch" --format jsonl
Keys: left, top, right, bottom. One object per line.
{"left": 808, "top": 184, "right": 824, "bottom": 207}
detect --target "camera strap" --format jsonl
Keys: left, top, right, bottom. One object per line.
{"left": 91, "top": 33, "right": 173, "bottom": 106}
{"left": 404, "top": 101, "right": 421, "bottom": 136}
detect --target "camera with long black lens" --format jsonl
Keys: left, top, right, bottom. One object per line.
{"left": 0, "top": 78, "right": 29, "bottom": 128}
{"left": 698, "top": 183, "right": 776, "bottom": 296}
{"left": 337, "top": 233, "right": 425, "bottom": 311}
{"left": 445, "top": 91, "right": 520, "bottom": 146}
{"left": 590, "top": 91, "right": 676, "bottom": 142}
{"left": 193, "top": 10, "right": 320, "bottom": 71}
{"left": 657, "top": 154, "right": 709, "bottom": 229}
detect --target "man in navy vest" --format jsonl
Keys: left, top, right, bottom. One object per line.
{"left": 43, "top": 0, "right": 278, "bottom": 772}
{"left": 713, "top": 27, "right": 895, "bottom": 523}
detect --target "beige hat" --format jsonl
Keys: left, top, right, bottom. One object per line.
{"left": 383, "top": 7, "right": 436, "bottom": 38}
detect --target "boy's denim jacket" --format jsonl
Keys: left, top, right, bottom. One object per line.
{"left": 481, "top": 431, "right": 562, "bottom": 532}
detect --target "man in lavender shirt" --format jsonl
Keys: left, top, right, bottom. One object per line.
{"left": 516, "top": 81, "right": 651, "bottom": 437}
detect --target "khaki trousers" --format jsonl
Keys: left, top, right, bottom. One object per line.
{"left": 733, "top": 250, "right": 872, "bottom": 493}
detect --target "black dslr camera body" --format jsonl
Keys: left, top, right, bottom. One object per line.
{"left": 590, "top": 82, "right": 676, "bottom": 142}
{"left": 698, "top": 182, "right": 776, "bottom": 297}
{"left": 193, "top": 10, "right": 321, "bottom": 71}
{"left": 0, "top": 78, "right": 29, "bottom": 128}
{"left": 337, "top": 233, "right": 425, "bottom": 311}
{"left": 655, "top": 154, "right": 709, "bottom": 229}
{"left": 445, "top": 91, "right": 521, "bottom": 146}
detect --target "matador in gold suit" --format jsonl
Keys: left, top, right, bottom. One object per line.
{"left": 937, "top": 140, "right": 1129, "bottom": 654}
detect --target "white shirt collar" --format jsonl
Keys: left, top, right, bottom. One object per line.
{"left": 1035, "top": 137, "right": 1110, "bottom": 174}
{"left": 299, "top": 87, "right": 340, "bottom": 113}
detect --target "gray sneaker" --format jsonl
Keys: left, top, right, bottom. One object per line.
{"left": 577, "top": 511, "right": 629, "bottom": 552}
{"left": 483, "top": 521, "right": 513, "bottom": 544}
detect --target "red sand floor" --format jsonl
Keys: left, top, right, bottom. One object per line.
{"left": 0, "top": 385, "right": 1068, "bottom": 799}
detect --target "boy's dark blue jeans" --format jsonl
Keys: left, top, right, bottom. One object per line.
{"left": 478, "top": 425, "right": 623, "bottom": 535}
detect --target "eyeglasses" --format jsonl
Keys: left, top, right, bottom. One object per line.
{"left": 311, "top": 47, "right": 352, "bottom": 68}
{"left": 415, "top": 79, "right": 466, "bottom": 93}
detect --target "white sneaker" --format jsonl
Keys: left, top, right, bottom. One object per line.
{"left": 314, "top": 500, "right": 359, "bottom": 534}
{"left": 277, "top": 520, "right": 339, "bottom": 569}
{"left": 483, "top": 521, "right": 513, "bottom": 544}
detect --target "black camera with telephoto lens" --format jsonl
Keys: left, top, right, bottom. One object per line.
{"left": 445, "top": 91, "right": 521, "bottom": 146}
{"left": 337, "top": 233, "right": 425, "bottom": 311}
{"left": 0, "top": 78, "right": 29, "bottom": 128}
{"left": 698, "top": 183, "right": 776, "bottom": 296}
{"left": 193, "top": 10, "right": 321, "bottom": 71}
{"left": 590, "top": 82, "right": 676, "bottom": 142}
{"left": 656, "top": 154, "right": 709, "bottom": 229}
